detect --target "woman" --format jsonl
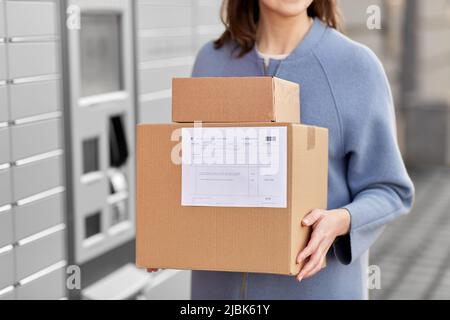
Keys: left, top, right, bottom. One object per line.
{"left": 150, "top": 0, "right": 414, "bottom": 300}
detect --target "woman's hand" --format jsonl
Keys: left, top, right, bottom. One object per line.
{"left": 296, "top": 209, "right": 351, "bottom": 282}
{"left": 147, "top": 268, "right": 159, "bottom": 273}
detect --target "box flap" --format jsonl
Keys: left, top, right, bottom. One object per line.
{"left": 273, "top": 77, "right": 301, "bottom": 123}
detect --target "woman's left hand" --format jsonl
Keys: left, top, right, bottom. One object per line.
{"left": 296, "top": 209, "right": 351, "bottom": 282}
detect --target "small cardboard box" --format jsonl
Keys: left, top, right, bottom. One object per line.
{"left": 172, "top": 77, "right": 300, "bottom": 123}
{"left": 136, "top": 122, "right": 328, "bottom": 275}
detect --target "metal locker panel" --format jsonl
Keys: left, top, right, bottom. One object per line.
{"left": 0, "top": 247, "right": 14, "bottom": 290}
{"left": 11, "top": 118, "right": 61, "bottom": 161}
{"left": 15, "top": 193, "right": 64, "bottom": 242}
{"left": 7, "top": 42, "right": 58, "bottom": 79}
{"left": 0, "top": 169, "right": 12, "bottom": 207}
{"left": 79, "top": 177, "right": 107, "bottom": 214}
{"left": 0, "top": 127, "right": 10, "bottom": 164}
{"left": 0, "top": 85, "right": 8, "bottom": 123}
{"left": 0, "top": 44, "right": 6, "bottom": 81}
{"left": 16, "top": 229, "right": 65, "bottom": 281}
{"left": 139, "top": 99, "right": 171, "bottom": 124}
{"left": 0, "top": 208, "right": 13, "bottom": 248}
{"left": 0, "top": 1, "right": 5, "bottom": 39}
{"left": 139, "top": 64, "right": 193, "bottom": 94}
{"left": 138, "top": 35, "right": 193, "bottom": 62}
{"left": 6, "top": 0, "right": 57, "bottom": 38}
{"left": 12, "top": 155, "right": 63, "bottom": 202}
{"left": 16, "top": 265, "right": 66, "bottom": 300}
{"left": 138, "top": 2, "right": 192, "bottom": 30}
{"left": 9, "top": 80, "right": 60, "bottom": 121}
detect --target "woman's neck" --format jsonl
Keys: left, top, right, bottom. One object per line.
{"left": 256, "top": 9, "right": 313, "bottom": 55}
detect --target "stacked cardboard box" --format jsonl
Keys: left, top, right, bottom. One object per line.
{"left": 136, "top": 77, "right": 328, "bottom": 275}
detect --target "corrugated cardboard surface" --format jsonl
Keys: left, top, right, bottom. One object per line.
{"left": 172, "top": 77, "right": 300, "bottom": 123}
{"left": 273, "top": 78, "right": 301, "bottom": 122}
{"left": 136, "top": 123, "right": 328, "bottom": 275}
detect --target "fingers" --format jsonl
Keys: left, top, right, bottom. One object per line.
{"left": 298, "top": 241, "right": 329, "bottom": 281}
{"left": 296, "top": 239, "right": 325, "bottom": 281}
{"left": 302, "top": 254, "right": 327, "bottom": 281}
{"left": 302, "top": 209, "right": 325, "bottom": 227}
{"left": 297, "top": 230, "right": 323, "bottom": 264}
{"left": 147, "top": 268, "right": 159, "bottom": 273}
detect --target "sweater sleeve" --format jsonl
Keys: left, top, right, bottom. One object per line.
{"left": 330, "top": 47, "right": 415, "bottom": 265}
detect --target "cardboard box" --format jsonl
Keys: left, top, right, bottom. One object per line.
{"left": 136, "top": 123, "right": 328, "bottom": 275}
{"left": 172, "top": 77, "right": 300, "bottom": 123}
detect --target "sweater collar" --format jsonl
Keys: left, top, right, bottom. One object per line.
{"left": 249, "top": 17, "right": 327, "bottom": 63}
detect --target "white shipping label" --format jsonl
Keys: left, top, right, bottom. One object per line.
{"left": 181, "top": 126, "right": 287, "bottom": 208}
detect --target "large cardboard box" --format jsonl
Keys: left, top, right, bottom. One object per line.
{"left": 136, "top": 123, "right": 328, "bottom": 275}
{"left": 172, "top": 77, "right": 300, "bottom": 123}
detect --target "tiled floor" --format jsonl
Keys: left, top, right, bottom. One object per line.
{"left": 370, "top": 166, "right": 450, "bottom": 300}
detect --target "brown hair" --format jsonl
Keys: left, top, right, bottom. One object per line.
{"left": 214, "top": 0, "right": 342, "bottom": 57}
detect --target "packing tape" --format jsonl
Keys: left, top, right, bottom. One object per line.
{"left": 307, "top": 127, "right": 316, "bottom": 150}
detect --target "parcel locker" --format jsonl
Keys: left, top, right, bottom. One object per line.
{"left": 9, "top": 80, "right": 60, "bottom": 121}
{"left": 15, "top": 228, "right": 65, "bottom": 282}
{"left": 0, "top": 208, "right": 13, "bottom": 248}
{"left": 0, "top": 0, "right": 67, "bottom": 301}
{"left": 5, "top": 0, "right": 57, "bottom": 38}
{"left": 12, "top": 155, "right": 63, "bottom": 202}
{"left": 64, "top": 1, "right": 136, "bottom": 295}
{"left": 0, "top": 247, "right": 14, "bottom": 290}
{"left": 14, "top": 193, "right": 64, "bottom": 242}
{"left": 0, "top": 127, "right": 10, "bottom": 164}
{"left": 7, "top": 42, "right": 58, "bottom": 79}
{"left": 0, "top": 85, "right": 8, "bottom": 123}
{"left": 11, "top": 118, "right": 61, "bottom": 161}
{"left": 16, "top": 265, "right": 66, "bottom": 300}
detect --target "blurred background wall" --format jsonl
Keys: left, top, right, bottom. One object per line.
{"left": 0, "top": 0, "right": 449, "bottom": 300}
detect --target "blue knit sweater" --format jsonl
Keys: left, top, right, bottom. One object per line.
{"left": 190, "top": 18, "right": 415, "bottom": 299}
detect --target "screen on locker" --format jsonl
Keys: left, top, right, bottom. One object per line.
{"left": 80, "top": 13, "right": 124, "bottom": 97}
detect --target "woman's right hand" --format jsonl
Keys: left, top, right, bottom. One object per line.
{"left": 147, "top": 268, "right": 159, "bottom": 273}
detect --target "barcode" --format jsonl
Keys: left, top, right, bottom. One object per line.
{"left": 266, "top": 136, "right": 277, "bottom": 142}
